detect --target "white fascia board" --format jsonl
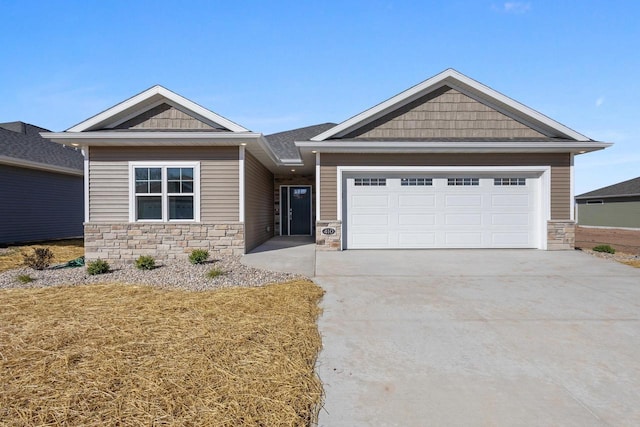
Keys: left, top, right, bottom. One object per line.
{"left": 0, "top": 155, "right": 83, "bottom": 176}
{"left": 296, "top": 140, "right": 612, "bottom": 154}
{"left": 311, "top": 68, "right": 592, "bottom": 142}
{"left": 67, "top": 85, "right": 249, "bottom": 133}
{"left": 42, "top": 131, "right": 263, "bottom": 146}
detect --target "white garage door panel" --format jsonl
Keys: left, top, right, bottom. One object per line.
{"left": 492, "top": 233, "right": 531, "bottom": 245}
{"left": 346, "top": 175, "right": 539, "bottom": 249}
{"left": 351, "top": 214, "right": 388, "bottom": 225}
{"left": 445, "top": 232, "right": 482, "bottom": 245}
{"left": 398, "top": 194, "right": 436, "bottom": 207}
{"left": 352, "top": 233, "right": 389, "bottom": 246}
{"left": 398, "top": 232, "right": 436, "bottom": 245}
{"left": 398, "top": 214, "right": 436, "bottom": 225}
{"left": 445, "top": 214, "right": 482, "bottom": 225}
{"left": 492, "top": 194, "right": 529, "bottom": 207}
{"left": 445, "top": 195, "right": 482, "bottom": 207}
{"left": 352, "top": 195, "right": 389, "bottom": 208}
{"left": 491, "top": 213, "right": 530, "bottom": 226}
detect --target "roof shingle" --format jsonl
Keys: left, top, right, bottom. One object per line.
{"left": 576, "top": 176, "right": 640, "bottom": 199}
{"left": 264, "top": 123, "right": 336, "bottom": 160}
{"left": 0, "top": 121, "right": 83, "bottom": 171}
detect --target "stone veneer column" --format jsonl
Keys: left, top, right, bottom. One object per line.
{"left": 547, "top": 220, "right": 575, "bottom": 250}
{"left": 84, "top": 223, "right": 245, "bottom": 261}
{"left": 315, "top": 221, "right": 342, "bottom": 251}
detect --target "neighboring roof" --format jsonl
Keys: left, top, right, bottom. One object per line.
{"left": 265, "top": 123, "right": 336, "bottom": 160}
{"left": 66, "top": 85, "right": 249, "bottom": 133}
{"left": 0, "top": 122, "right": 83, "bottom": 175}
{"left": 311, "top": 68, "right": 596, "bottom": 142}
{"left": 576, "top": 176, "right": 640, "bottom": 199}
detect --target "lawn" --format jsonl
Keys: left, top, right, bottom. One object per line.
{"left": 0, "top": 239, "right": 84, "bottom": 273}
{"left": 0, "top": 281, "right": 324, "bottom": 426}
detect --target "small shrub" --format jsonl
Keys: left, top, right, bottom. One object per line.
{"left": 16, "top": 274, "right": 34, "bottom": 284}
{"left": 87, "top": 259, "right": 110, "bottom": 275}
{"left": 189, "top": 249, "right": 209, "bottom": 265}
{"left": 206, "top": 268, "right": 224, "bottom": 279}
{"left": 135, "top": 255, "right": 156, "bottom": 270}
{"left": 593, "top": 244, "right": 616, "bottom": 254}
{"left": 22, "top": 248, "right": 54, "bottom": 270}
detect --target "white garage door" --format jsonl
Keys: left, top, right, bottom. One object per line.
{"left": 345, "top": 175, "right": 539, "bottom": 249}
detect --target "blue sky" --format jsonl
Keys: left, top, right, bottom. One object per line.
{"left": 1, "top": 0, "right": 638, "bottom": 194}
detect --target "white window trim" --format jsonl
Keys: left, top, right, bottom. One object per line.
{"left": 128, "top": 161, "right": 201, "bottom": 223}
{"left": 337, "top": 166, "right": 551, "bottom": 250}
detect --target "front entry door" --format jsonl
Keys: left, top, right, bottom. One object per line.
{"left": 280, "top": 186, "right": 312, "bottom": 235}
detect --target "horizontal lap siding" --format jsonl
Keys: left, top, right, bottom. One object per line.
{"left": 0, "top": 165, "right": 83, "bottom": 244}
{"left": 319, "top": 153, "right": 571, "bottom": 220}
{"left": 244, "top": 152, "right": 274, "bottom": 251}
{"left": 89, "top": 146, "right": 239, "bottom": 222}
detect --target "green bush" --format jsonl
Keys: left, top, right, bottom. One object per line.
{"left": 87, "top": 259, "right": 110, "bottom": 275}
{"left": 189, "top": 249, "right": 209, "bottom": 265}
{"left": 206, "top": 268, "right": 224, "bottom": 279}
{"left": 22, "top": 248, "right": 54, "bottom": 270}
{"left": 135, "top": 255, "right": 156, "bottom": 270}
{"left": 16, "top": 274, "right": 34, "bottom": 284}
{"left": 593, "top": 244, "right": 616, "bottom": 254}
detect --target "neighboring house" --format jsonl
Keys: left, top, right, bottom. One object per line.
{"left": 43, "top": 69, "right": 610, "bottom": 261}
{"left": 575, "top": 177, "right": 640, "bottom": 228}
{"left": 0, "top": 121, "right": 84, "bottom": 245}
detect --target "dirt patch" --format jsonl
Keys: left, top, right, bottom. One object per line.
{"left": 0, "top": 281, "right": 324, "bottom": 425}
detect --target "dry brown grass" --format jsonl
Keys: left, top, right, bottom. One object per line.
{"left": 0, "top": 239, "right": 84, "bottom": 273}
{"left": 0, "top": 281, "right": 324, "bottom": 426}
{"left": 621, "top": 259, "right": 640, "bottom": 268}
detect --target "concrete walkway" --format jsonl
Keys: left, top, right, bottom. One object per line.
{"left": 314, "top": 250, "right": 640, "bottom": 426}
{"left": 241, "top": 236, "right": 316, "bottom": 277}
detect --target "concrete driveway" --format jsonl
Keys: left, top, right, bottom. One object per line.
{"left": 314, "top": 250, "right": 640, "bottom": 426}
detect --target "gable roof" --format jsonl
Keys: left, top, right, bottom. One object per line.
{"left": 311, "top": 69, "right": 592, "bottom": 142}
{"left": 576, "top": 176, "right": 640, "bottom": 199}
{"left": 67, "top": 85, "right": 249, "bottom": 133}
{"left": 0, "top": 122, "right": 83, "bottom": 175}
{"left": 265, "top": 123, "right": 336, "bottom": 161}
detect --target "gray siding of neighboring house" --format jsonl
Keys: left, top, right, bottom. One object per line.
{"left": 0, "top": 164, "right": 83, "bottom": 244}
{"left": 577, "top": 197, "right": 640, "bottom": 228}
{"left": 319, "top": 153, "right": 571, "bottom": 220}
{"left": 344, "top": 86, "right": 546, "bottom": 139}
{"left": 244, "top": 151, "right": 274, "bottom": 251}
{"left": 89, "top": 146, "right": 240, "bottom": 222}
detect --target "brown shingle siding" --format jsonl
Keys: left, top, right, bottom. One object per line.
{"left": 345, "top": 87, "right": 545, "bottom": 140}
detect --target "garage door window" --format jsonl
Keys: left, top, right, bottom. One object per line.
{"left": 354, "top": 178, "right": 386, "bottom": 186}
{"left": 447, "top": 178, "right": 479, "bottom": 186}
{"left": 401, "top": 178, "right": 432, "bottom": 186}
{"left": 494, "top": 178, "right": 526, "bottom": 186}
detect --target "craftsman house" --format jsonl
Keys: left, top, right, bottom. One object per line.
{"left": 43, "top": 69, "right": 610, "bottom": 260}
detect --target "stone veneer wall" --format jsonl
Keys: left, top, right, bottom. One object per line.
{"left": 547, "top": 220, "right": 575, "bottom": 250}
{"left": 316, "top": 221, "right": 341, "bottom": 250}
{"left": 85, "top": 222, "right": 245, "bottom": 261}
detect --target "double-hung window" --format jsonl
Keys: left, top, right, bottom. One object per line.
{"left": 129, "top": 162, "right": 200, "bottom": 222}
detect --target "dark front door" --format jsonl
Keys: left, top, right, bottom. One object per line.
{"left": 281, "top": 186, "right": 312, "bottom": 235}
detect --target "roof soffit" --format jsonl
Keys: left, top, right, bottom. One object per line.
{"left": 311, "top": 69, "right": 592, "bottom": 142}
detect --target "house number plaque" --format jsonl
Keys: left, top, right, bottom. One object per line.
{"left": 321, "top": 227, "right": 336, "bottom": 235}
